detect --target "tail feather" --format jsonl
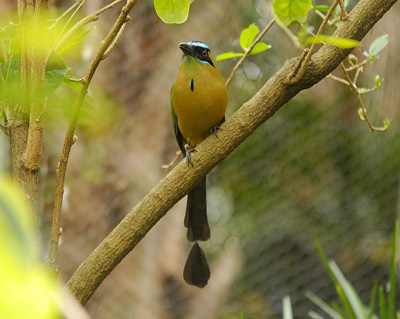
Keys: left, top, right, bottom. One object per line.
{"left": 183, "top": 242, "right": 210, "bottom": 288}
{"left": 184, "top": 178, "right": 210, "bottom": 241}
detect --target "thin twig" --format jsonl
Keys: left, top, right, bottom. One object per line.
{"left": 161, "top": 150, "right": 181, "bottom": 170}
{"left": 345, "top": 58, "right": 369, "bottom": 72}
{"left": 358, "top": 86, "right": 378, "bottom": 95}
{"left": 290, "top": 48, "right": 309, "bottom": 79}
{"left": 225, "top": 19, "right": 275, "bottom": 88}
{"left": 352, "top": 66, "right": 361, "bottom": 83}
{"left": 313, "top": 8, "right": 330, "bottom": 24}
{"left": 52, "top": 0, "right": 124, "bottom": 56}
{"left": 339, "top": 0, "right": 349, "bottom": 20}
{"left": 46, "top": 0, "right": 87, "bottom": 64}
{"left": 327, "top": 73, "right": 350, "bottom": 85}
{"left": 49, "top": 0, "right": 138, "bottom": 273}
{"left": 102, "top": 16, "right": 130, "bottom": 59}
{"left": 340, "top": 63, "right": 377, "bottom": 132}
{"left": 288, "top": 0, "right": 341, "bottom": 84}
{"left": 48, "top": 0, "right": 83, "bottom": 30}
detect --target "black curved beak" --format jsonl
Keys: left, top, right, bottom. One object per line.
{"left": 179, "top": 42, "right": 196, "bottom": 57}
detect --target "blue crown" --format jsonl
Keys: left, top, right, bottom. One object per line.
{"left": 187, "top": 41, "right": 210, "bottom": 51}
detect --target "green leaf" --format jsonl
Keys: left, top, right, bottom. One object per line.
{"left": 0, "top": 51, "right": 68, "bottom": 101}
{"left": 330, "top": 261, "right": 367, "bottom": 318}
{"left": 62, "top": 75, "right": 83, "bottom": 92}
{"left": 306, "top": 291, "right": 342, "bottom": 319}
{"left": 249, "top": 42, "right": 272, "bottom": 55}
{"left": 384, "top": 119, "right": 391, "bottom": 130}
{"left": 348, "top": 54, "right": 358, "bottom": 65}
{"left": 0, "top": 176, "right": 57, "bottom": 319}
{"left": 315, "top": 243, "right": 339, "bottom": 286}
{"left": 216, "top": 52, "right": 245, "bottom": 61}
{"left": 375, "top": 75, "right": 381, "bottom": 88}
{"left": 273, "top": 0, "right": 312, "bottom": 26}
{"left": 45, "top": 51, "right": 68, "bottom": 95}
{"left": 388, "top": 222, "right": 398, "bottom": 319}
{"left": 305, "top": 35, "right": 359, "bottom": 49}
{"left": 368, "top": 281, "right": 378, "bottom": 318}
{"left": 334, "top": 282, "right": 357, "bottom": 319}
{"left": 154, "top": 0, "right": 192, "bottom": 24}
{"left": 368, "top": 35, "right": 389, "bottom": 60}
{"left": 240, "top": 23, "right": 260, "bottom": 51}
{"left": 307, "top": 310, "right": 326, "bottom": 319}
{"left": 283, "top": 295, "right": 293, "bottom": 319}
{"left": 379, "top": 286, "right": 387, "bottom": 319}
{"left": 0, "top": 55, "right": 19, "bottom": 102}
{"left": 312, "top": 5, "right": 330, "bottom": 12}
{"left": 58, "top": 27, "right": 93, "bottom": 56}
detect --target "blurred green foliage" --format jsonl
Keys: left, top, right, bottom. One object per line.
{"left": 0, "top": 177, "right": 57, "bottom": 319}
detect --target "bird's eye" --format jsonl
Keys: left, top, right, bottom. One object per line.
{"left": 202, "top": 50, "right": 207, "bottom": 57}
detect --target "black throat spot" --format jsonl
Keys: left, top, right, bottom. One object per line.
{"left": 190, "top": 79, "right": 194, "bottom": 91}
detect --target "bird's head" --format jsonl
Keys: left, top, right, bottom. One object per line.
{"left": 179, "top": 41, "right": 215, "bottom": 68}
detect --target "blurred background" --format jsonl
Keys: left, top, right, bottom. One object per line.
{"left": 1, "top": 0, "right": 399, "bottom": 318}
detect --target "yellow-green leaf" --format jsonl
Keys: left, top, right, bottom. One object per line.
{"left": 305, "top": 35, "right": 359, "bottom": 49}
{"left": 240, "top": 23, "right": 259, "bottom": 51}
{"left": 249, "top": 42, "right": 272, "bottom": 55}
{"left": 216, "top": 52, "right": 245, "bottom": 61}
{"left": 0, "top": 177, "right": 57, "bottom": 319}
{"left": 273, "top": 0, "right": 312, "bottom": 26}
{"left": 154, "top": 0, "right": 192, "bottom": 24}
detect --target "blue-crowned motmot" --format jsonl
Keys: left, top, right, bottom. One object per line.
{"left": 171, "top": 41, "right": 228, "bottom": 288}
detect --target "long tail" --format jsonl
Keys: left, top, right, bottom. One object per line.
{"left": 183, "top": 177, "right": 211, "bottom": 287}
{"left": 183, "top": 242, "right": 210, "bottom": 288}
{"left": 184, "top": 178, "right": 210, "bottom": 241}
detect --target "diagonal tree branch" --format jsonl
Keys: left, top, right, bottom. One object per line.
{"left": 66, "top": 0, "right": 398, "bottom": 305}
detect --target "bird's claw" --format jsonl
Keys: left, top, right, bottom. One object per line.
{"left": 210, "top": 126, "right": 222, "bottom": 138}
{"left": 185, "top": 144, "right": 196, "bottom": 167}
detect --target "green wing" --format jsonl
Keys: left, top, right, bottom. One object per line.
{"left": 170, "top": 83, "right": 184, "bottom": 154}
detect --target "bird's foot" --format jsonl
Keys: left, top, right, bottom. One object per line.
{"left": 184, "top": 144, "right": 197, "bottom": 167}
{"left": 210, "top": 125, "right": 222, "bottom": 138}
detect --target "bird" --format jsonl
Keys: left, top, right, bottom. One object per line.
{"left": 170, "top": 41, "right": 228, "bottom": 288}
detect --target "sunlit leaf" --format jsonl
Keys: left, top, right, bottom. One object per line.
{"left": 305, "top": 35, "right": 359, "bottom": 49}
{"left": 240, "top": 23, "right": 260, "bottom": 50}
{"left": 273, "top": 0, "right": 312, "bottom": 26}
{"left": 215, "top": 52, "right": 244, "bottom": 61}
{"left": 154, "top": 0, "right": 192, "bottom": 24}
{"left": 249, "top": 42, "right": 272, "bottom": 55}
{"left": 0, "top": 177, "right": 57, "bottom": 319}
{"left": 312, "top": 5, "right": 330, "bottom": 12}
